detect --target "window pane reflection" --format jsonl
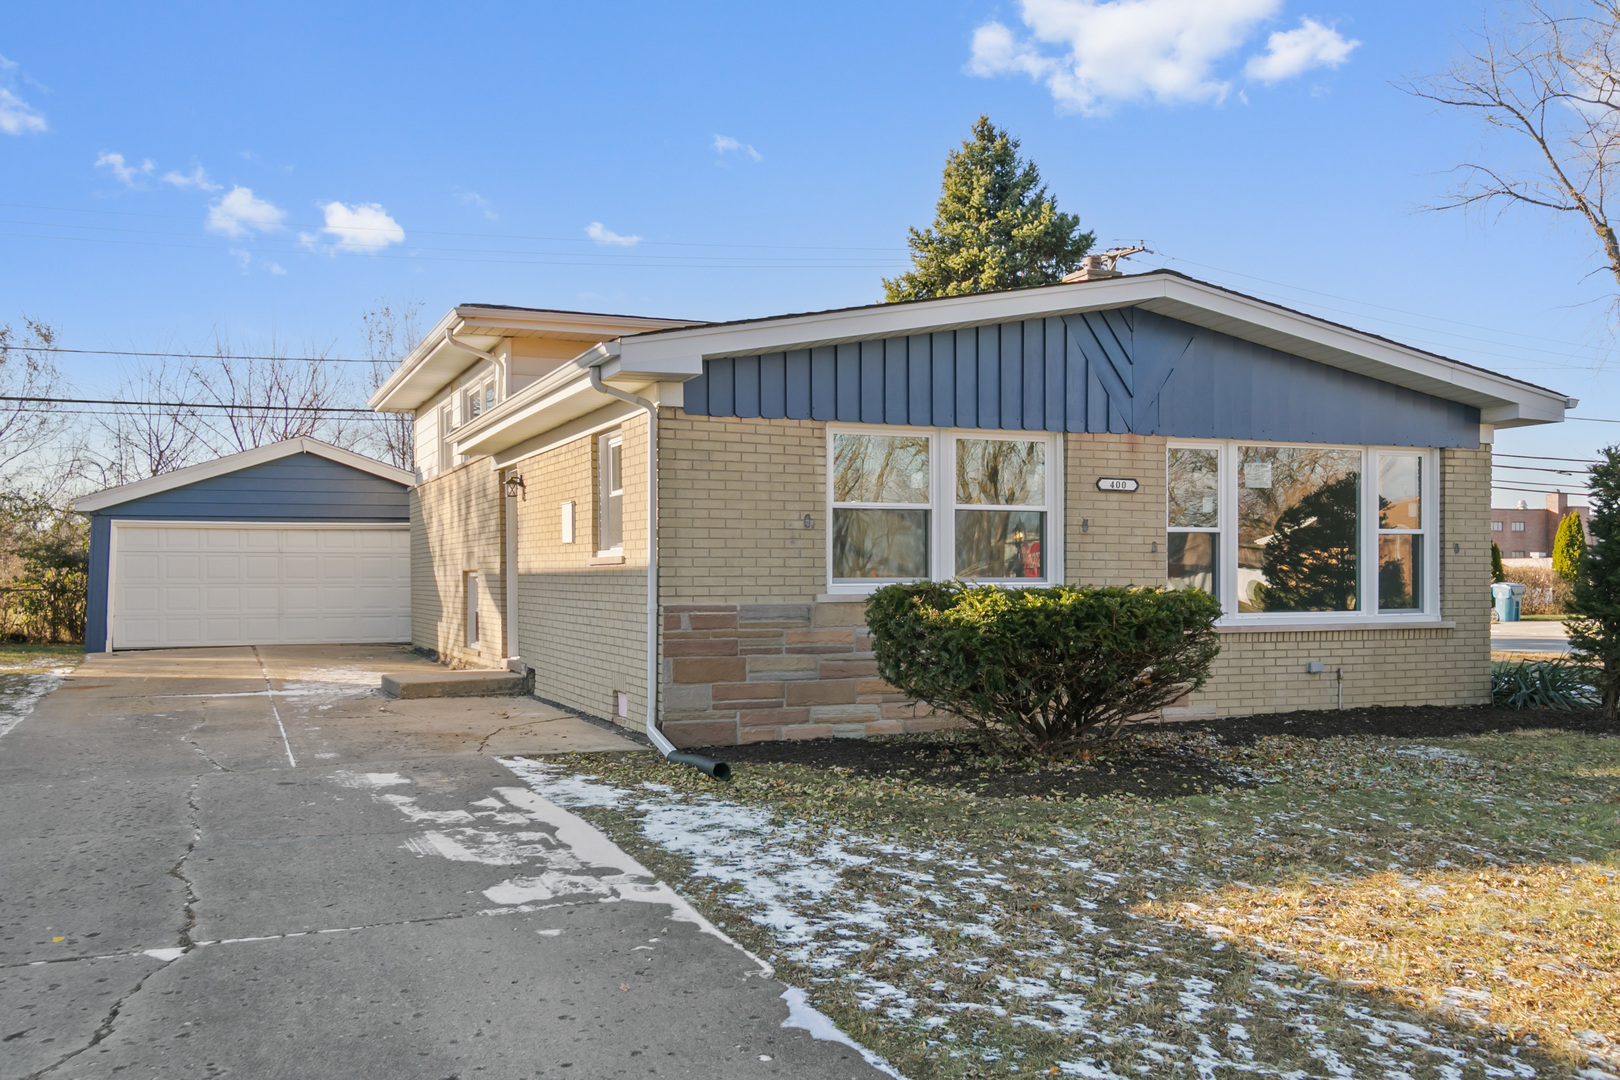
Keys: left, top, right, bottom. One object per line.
{"left": 1379, "top": 534, "right": 1422, "bottom": 610}
{"left": 1238, "top": 446, "right": 1361, "bottom": 613}
{"left": 833, "top": 509, "right": 929, "bottom": 580}
{"left": 956, "top": 440, "right": 1044, "bottom": 505}
{"left": 1379, "top": 454, "right": 1421, "bottom": 529}
{"left": 1167, "top": 532, "right": 1217, "bottom": 596}
{"left": 955, "top": 510, "right": 1044, "bottom": 579}
{"left": 833, "top": 434, "right": 929, "bottom": 504}
{"left": 1169, "top": 448, "right": 1219, "bottom": 528}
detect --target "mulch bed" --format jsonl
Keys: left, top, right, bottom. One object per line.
{"left": 1181, "top": 704, "right": 1617, "bottom": 743}
{"left": 695, "top": 706, "right": 1615, "bottom": 802}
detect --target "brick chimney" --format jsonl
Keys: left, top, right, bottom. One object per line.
{"left": 1547, "top": 492, "right": 1570, "bottom": 515}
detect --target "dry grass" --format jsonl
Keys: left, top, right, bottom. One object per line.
{"left": 1142, "top": 863, "right": 1620, "bottom": 1067}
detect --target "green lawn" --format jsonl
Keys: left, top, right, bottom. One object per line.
{"left": 521, "top": 723, "right": 1620, "bottom": 1078}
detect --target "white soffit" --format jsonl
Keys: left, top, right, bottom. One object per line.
{"left": 73, "top": 438, "right": 414, "bottom": 514}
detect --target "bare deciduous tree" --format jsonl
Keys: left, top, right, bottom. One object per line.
{"left": 93, "top": 355, "right": 202, "bottom": 486}
{"left": 360, "top": 300, "right": 422, "bottom": 472}
{"left": 1409, "top": 1, "right": 1620, "bottom": 293}
{"left": 185, "top": 334, "right": 358, "bottom": 457}
{"left": 0, "top": 318, "right": 74, "bottom": 498}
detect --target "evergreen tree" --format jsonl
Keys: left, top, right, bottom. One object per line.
{"left": 1553, "top": 511, "right": 1586, "bottom": 581}
{"left": 1568, "top": 447, "right": 1620, "bottom": 720}
{"left": 1491, "top": 541, "right": 1507, "bottom": 583}
{"left": 883, "top": 116, "right": 1094, "bottom": 302}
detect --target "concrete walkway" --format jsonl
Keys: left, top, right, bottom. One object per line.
{"left": 1491, "top": 619, "right": 1574, "bottom": 656}
{"left": 0, "top": 646, "right": 891, "bottom": 1080}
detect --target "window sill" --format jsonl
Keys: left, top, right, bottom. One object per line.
{"left": 1216, "top": 618, "right": 1455, "bottom": 634}
{"left": 590, "top": 554, "right": 626, "bottom": 566}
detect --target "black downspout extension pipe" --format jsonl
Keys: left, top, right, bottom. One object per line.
{"left": 664, "top": 752, "right": 732, "bottom": 782}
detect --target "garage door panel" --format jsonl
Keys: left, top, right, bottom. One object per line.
{"left": 113, "top": 525, "right": 410, "bottom": 649}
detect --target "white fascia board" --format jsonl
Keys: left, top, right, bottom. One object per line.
{"left": 610, "top": 273, "right": 1569, "bottom": 425}
{"left": 368, "top": 308, "right": 699, "bottom": 414}
{"left": 73, "top": 438, "right": 414, "bottom": 514}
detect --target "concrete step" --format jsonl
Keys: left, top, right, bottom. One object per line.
{"left": 380, "top": 668, "right": 529, "bottom": 699}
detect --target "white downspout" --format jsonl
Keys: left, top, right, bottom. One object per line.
{"left": 586, "top": 365, "right": 679, "bottom": 758}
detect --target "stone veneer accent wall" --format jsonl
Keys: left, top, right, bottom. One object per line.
{"left": 655, "top": 413, "right": 1492, "bottom": 745}
{"left": 660, "top": 601, "right": 954, "bottom": 747}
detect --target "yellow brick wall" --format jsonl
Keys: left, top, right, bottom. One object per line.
{"left": 1066, "top": 433, "right": 1167, "bottom": 587}
{"left": 658, "top": 412, "right": 825, "bottom": 603}
{"left": 654, "top": 422, "right": 1492, "bottom": 735}
{"left": 509, "top": 415, "right": 650, "bottom": 726}
{"left": 409, "top": 457, "right": 506, "bottom": 668}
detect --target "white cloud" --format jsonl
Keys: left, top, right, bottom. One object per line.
{"left": 712, "top": 134, "right": 761, "bottom": 161}
{"left": 967, "top": 0, "right": 1352, "bottom": 114}
{"left": 162, "top": 165, "right": 221, "bottom": 191}
{"left": 1243, "top": 17, "right": 1359, "bottom": 84}
{"left": 586, "top": 221, "right": 642, "bottom": 246}
{"left": 309, "top": 201, "right": 405, "bottom": 253}
{"left": 206, "top": 186, "right": 287, "bottom": 238}
{"left": 0, "top": 87, "right": 45, "bottom": 135}
{"left": 266, "top": 261, "right": 287, "bottom": 275}
{"left": 0, "top": 55, "right": 46, "bottom": 135}
{"left": 457, "top": 190, "right": 498, "bottom": 220}
{"left": 95, "top": 151, "right": 154, "bottom": 185}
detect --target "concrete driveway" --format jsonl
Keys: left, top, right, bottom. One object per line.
{"left": 0, "top": 646, "right": 891, "bottom": 1080}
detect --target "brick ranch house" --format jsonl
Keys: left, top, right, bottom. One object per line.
{"left": 369, "top": 270, "right": 1572, "bottom": 747}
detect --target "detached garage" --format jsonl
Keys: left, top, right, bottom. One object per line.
{"left": 76, "top": 438, "right": 414, "bottom": 652}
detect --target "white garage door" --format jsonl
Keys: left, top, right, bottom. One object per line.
{"left": 111, "top": 524, "right": 410, "bottom": 649}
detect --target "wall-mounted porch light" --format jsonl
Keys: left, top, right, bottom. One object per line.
{"left": 503, "top": 474, "right": 526, "bottom": 499}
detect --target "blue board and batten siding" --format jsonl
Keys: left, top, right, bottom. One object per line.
{"left": 680, "top": 307, "right": 1481, "bottom": 448}
{"left": 83, "top": 453, "right": 411, "bottom": 652}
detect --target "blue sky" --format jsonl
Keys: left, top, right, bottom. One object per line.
{"left": 2, "top": 1, "right": 1615, "bottom": 506}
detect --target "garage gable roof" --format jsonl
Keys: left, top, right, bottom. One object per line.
{"left": 73, "top": 438, "right": 414, "bottom": 514}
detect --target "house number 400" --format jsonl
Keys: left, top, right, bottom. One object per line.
{"left": 1095, "top": 477, "right": 1140, "bottom": 492}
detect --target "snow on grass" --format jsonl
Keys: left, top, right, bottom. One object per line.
{"left": 519, "top": 727, "right": 1620, "bottom": 1079}
{"left": 0, "top": 669, "right": 72, "bottom": 743}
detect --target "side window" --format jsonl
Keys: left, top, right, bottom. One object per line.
{"left": 1167, "top": 446, "right": 1220, "bottom": 597}
{"left": 464, "top": 571, "right": 479, "bottom": 647}
{"left": 598, "top": 430, "right": 624, "bottom": 553}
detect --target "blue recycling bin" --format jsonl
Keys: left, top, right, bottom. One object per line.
{"left": 1491, "top": 582, "right": 1525, "bottom": 622}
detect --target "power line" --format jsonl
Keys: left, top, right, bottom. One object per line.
{"left": 0, "top": 394, "right": 377, "bottom": 414}
{"left": 1568, "top": 415, "right": 1620, "bottom": 424}
{"left": 1493, "top": 452, "right": 1601, "bottom": 463}
{"left": 0, "top": 200, "right": 911, "bottom": 252}
{"left": 1493, "top": 463, "right": 1586, "bottom": 473}
{"left": 13, "top": 346, "right": 371, "bottom": 364}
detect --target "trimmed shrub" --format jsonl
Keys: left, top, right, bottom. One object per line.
{"left": 1491, "top": 542, "right": 1506, "bottom": 584}
{"left": 1490, "top": 659, "right": 1598, "bottom": 710}
{"left": 864, "top": 581, "right": 1223, "bottom": 754}
{"left": 1553, "top": 512, "right": 1587, "bottom": 581}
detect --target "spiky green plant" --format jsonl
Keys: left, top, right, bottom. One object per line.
{"left": 1490, "top": 659, "right": 1599, "bottom": 710}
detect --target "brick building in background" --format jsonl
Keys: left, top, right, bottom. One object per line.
{"left": 1491, "top": 492, "right": 1590, "bottom": 559}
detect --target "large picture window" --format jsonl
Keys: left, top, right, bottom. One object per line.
{"left": 829, "top": 427, "right": 1059, "bottom": 589}
{"left": 1166, "top": 442, "right": 1439, "bottom": 621}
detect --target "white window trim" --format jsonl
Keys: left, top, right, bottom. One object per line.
{"left": 825, "top": 424, "right": 1064, "bottom": 595}
{"left": 597, "top": 429, "right": 624, "bottom": 557}
{"left": 1166, "top": 439, "right": 1442, "bottom": 626}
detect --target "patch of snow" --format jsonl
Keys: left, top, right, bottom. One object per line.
{"left": 0, "top": 670, "right": 70, "bottom": 743}
{"left": 143, "top": 947, "right": 185, "bottom": 962}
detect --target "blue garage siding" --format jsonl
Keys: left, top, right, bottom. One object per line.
{"left": 82, "top": 453, "right": 411, "bottom": 652}
{"left": 680, "top": 307, "right": 1481, "bottom": 448}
